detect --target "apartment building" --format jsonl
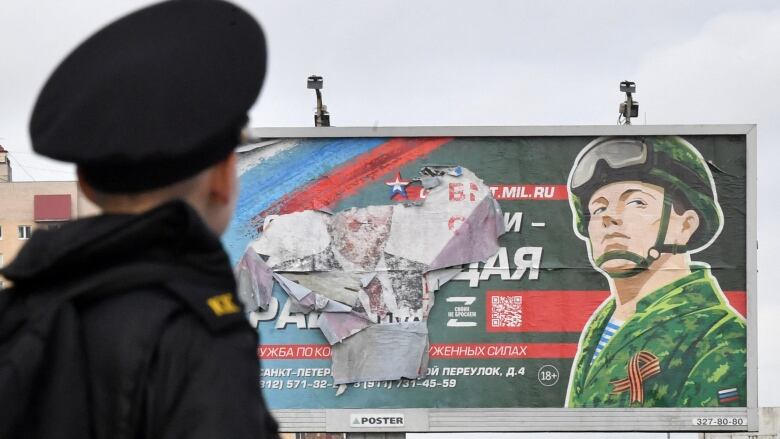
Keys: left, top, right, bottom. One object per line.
{"left": 0, "top": 146, "right": 99, "bottom": 287}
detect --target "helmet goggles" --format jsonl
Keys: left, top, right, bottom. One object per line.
{"left": 570, "top": 138, "right": 649, "bottom": 191}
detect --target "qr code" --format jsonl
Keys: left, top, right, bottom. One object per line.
{"left": 490, "top": 295, "right": 522, "bottom": 328}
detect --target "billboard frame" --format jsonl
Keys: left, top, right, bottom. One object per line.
{"left": 246, "top": 124, "right": 758, "bottom": 433}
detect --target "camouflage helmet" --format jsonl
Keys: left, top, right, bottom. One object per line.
{"left": 568, "top": 136, "right": 723, "bottom": 255}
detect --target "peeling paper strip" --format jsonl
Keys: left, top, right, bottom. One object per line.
{"left": 384, "top": 168, "right": 504, "bottom": 270}
{"left": 286, "top": 293, "right": 312, "bottom": 314}
{"left": 426, "top": 195, "right": 504, "bottom": 272}
{"left": 272, "top": 273, "right": 312, "bottom": 301}
{"left": 331, "top": 322, "right": 428, "bottom": 384}
{"left": 318, "top": 311, "right": 373, "bottom": 345}
{"left": 424, "top": 267, "right": 463, "bottom": 292}
{"left": 235, "top": 247, "right": 274, "bottom": 311}
{"left": 281, "top": 272, "right": 360, "bottom": 307}
{"left": 252, "top": 210, "right": 332, "bottom": 270}
{"left": 277, "top": 277, "right": 353, "bottom": 314}
{"left": 420, "top": 176, "right": 441, "bottom": 189}
{"left": 314, "top": 294, "right": 352, "bottom": 313}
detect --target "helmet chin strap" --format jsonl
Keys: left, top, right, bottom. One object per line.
{"left": 592, "top": 195, "right": 688, "bottom": 279}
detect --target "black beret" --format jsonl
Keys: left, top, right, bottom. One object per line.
{"left": 30, "top": 0, "right": 266, "bottom": 192}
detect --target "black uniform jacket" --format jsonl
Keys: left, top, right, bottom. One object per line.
{"left": 1, "top": 200, "right": 278, "bottom": 439}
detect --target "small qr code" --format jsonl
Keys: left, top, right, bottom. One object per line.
{"left": 490, "top": 295, "right": 522, "bottom": 328}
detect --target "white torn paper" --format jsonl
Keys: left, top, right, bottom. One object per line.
{"left": 272, "top": 272, "right": 311, "bottom": 301}
{"left": 330, "top": 321, "right": 429, "bottom": 384}
{"left": 274, "top": 273, "right": 353, "bottom": 314}
{"left": 250, "top": 167, "right": 504, "bottom": 385}
{"left": 281, "top": 272, "right": 360, "bottom": 307}
{"left": 318, "top": 311, "right": 373, "bottom": 344}
{"left": 235, "top": 247, "right": 274, "bottom": 311}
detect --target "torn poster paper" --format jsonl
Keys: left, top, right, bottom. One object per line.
{"left": 318, "top": 310, "right": 374, "bottom": 345}
{"left": 273, "top": 273, "right": 353, "bottom": 314}
{"left": 235, "top": 247, "right": 274, "bottom": 311}
{"left": 249, "top": 166, "right": 504, "bottom": 384}
{"left": 331, "top": 321, "right": 428, "bottom": 384}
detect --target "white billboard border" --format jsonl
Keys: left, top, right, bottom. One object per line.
{"left": 247, "top": 124, "right": 758, "bottom": 433}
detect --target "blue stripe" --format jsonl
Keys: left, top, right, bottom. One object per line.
{"left": 599, "top": 336, "right": 611, "bottom": 343}
{"left": 719, "top": 391, "right": 738, "bottom": 398}
{"left": 603, "top": 328, "right": 616, "bottom": 336}
{"left": 606, "top": 322, "right": 621, "bottom": 330}
{"left": 222, "top": 138, "right": 388, "bottom": 263}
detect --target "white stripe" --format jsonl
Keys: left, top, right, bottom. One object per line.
{"left": 591, "top": 317, "right": 624, "bottom": 364}
{"left": 237, "top": 139, "right": 299, "bottom": 176}
{"left": 718, "top": 388, "right": 738, "bottom": 394}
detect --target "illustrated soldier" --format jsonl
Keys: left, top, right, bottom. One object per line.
{"left": 0, "top": 1, "right": 279, "bottom": 437}
{"left": 565, "top": 136, "right": 746, "bottom": 407}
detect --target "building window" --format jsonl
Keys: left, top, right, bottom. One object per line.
{"left": 18, "top": 225, "right": 32, "bottom": 240}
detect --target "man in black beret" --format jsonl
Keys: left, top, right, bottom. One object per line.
{"left": 0, "top": 1, "right": 279, "bottom": 438}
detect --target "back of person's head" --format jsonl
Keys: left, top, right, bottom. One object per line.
{"left": 29, "top": 0, "right": 267, "bottom": 234}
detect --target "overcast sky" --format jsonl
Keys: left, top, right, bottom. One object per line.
{"left": 1, "top": 1, "right": 778, "bottom": 437}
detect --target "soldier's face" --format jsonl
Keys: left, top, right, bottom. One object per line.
{"left": 587, "top": 181, "right": 665, "bottom": 272}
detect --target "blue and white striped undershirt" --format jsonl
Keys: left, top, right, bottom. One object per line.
{"left": 591, "top": 317, "right": 624, "bottom": 364}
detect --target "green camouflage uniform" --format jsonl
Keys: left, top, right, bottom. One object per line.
{"left": 567, "top": 268, "right": 746, "bottom": 407}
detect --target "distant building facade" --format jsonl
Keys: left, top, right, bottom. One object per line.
{"left": 0, "top": 145, "right": 99, "bottom": 287}
{"left": 0, "top": 145, "right": 11, "bottom": 182}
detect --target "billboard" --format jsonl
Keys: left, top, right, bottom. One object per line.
{"left": 224, "top": 126, "right": 757, "bottom": 432}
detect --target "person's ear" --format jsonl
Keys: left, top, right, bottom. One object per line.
{"left": 76, "top": 168, "right": 100, "bottom": 205}
{"left": 207, "top": 152, "right": 237, "bottom": 205}
{"left": 677, "top": 209, "right": 700, "bottom": 245}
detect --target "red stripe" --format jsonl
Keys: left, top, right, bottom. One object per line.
{"left": 487, "top": 290, "right": 746, "bottom": 333}
{"left": 612, "top": 381, "right": 629, "bottom": 392}
{"left": 403, "top": 184, "right": 570, "bottom": 201}
{"left": 260, "top": 137, "right": 452, "bottom": 217}
{"left": 258, "top": 343, "right": 577, "bottom": 360}
{"left": 486, "top": 290, "right": 609, "bottom": 333}
{"left": 719, "top": 396, "right": 740, "bottom": 403}
{"left": 258, "top": 344, "right": 331, "bottom": 360}
{"left": 429, "top": 343, "right": 576, "bottom": 359}
{"left": 724, "top": 291, "right": 746, "bottom": 317}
